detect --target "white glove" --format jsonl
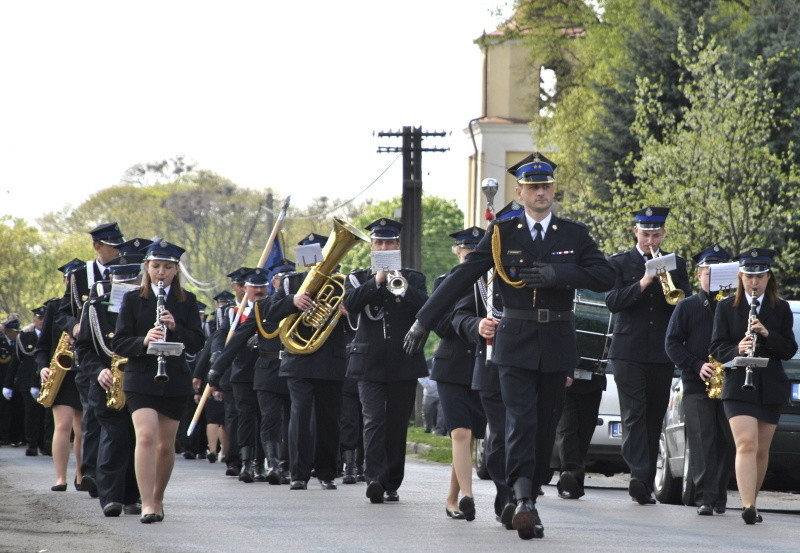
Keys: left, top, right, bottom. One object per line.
{"left": 2, "top": 387, "right": 12, "bottom": 400}
{"left": 30, "top": 387, "right": 40, "bottom": 399}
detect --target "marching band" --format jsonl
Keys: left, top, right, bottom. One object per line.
{"left": 0, "top": 153, "right": 796, "bottom": 537}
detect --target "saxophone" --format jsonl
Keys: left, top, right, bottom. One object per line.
{"left": 705, "top": 355, "right": 725, "bottom": 399}
{"left": 106, "top": 354, "right": 128, "bottom": 410}
{"left": 37, "top": 332, "right": 74, "bottom": 407}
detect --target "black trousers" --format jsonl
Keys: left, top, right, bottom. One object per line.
{"left": 178, "top": 396, "right": 206, "bottom": 454}
{"left": 497, "top": 366, "right": 566, "bottom": 491}
{"left": 555, "top": 388, "right": 603, "bottom": 488}
{"left": 232, "top": 382, "right": 263, "bottom": 460}
{"left": 287, "top": 378, "right": 343, "bottom": 482}
{"left": 683, "top": 392, "right": 733, "bottom": 507}
{"left": 339, "top": 382, "right": 363, "bottom": 451}
{"left": 255, "top": 389, "right": 290, "bottom": 445}
{"left": 23, "top": 391, "right": 46, "bottom": 449}
{"left": 358, "top": 379, "right": 416, "bottom": 492}
{"left": 221, "top": 384, "right": 240, "bottom": 463}
{"left": 611, "top": 360, "right": 673, "bottom": 489}
{"left": 89, "top": 381, "right": 139, "bottom": 507}
{"left": 479, "top": 389, "right": 514, "bottom": 516}
{"left": 76, "top": 375, "right": 100, "bottom": 479}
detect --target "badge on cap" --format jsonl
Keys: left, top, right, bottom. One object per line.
{"left": 713, "top": 245, "right": 720, "bottom": 252}
{"left": 160, "top": 240, "right": 168, "bottom": 248}
{"left": 380, "top": 219, "right": 386, "bottom": 226}
{"left": 751, "top": 250, "right": 758, "bottom": 257}
{"left": 645, "top": 207, "right": 653, "bottom": 216}
{"left": 472, "top": 228, "right": 480, "bottom": 237}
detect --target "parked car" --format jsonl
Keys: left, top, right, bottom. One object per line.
{"left": 654, "top": 300, "right": 800, "bottom": 504}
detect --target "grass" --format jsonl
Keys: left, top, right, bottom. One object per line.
{"left": 407, "top": 425, "right": 452, "bottom": 464}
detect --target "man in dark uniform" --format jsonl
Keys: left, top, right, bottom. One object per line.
{"left": 605, "top": 207, "right": 691, "bottom": 505}
{"left": 208, "top": 268, "right": 267, "bottom": 483}
{"left": 75, "top": 239, "right": 150, "bottom": 516}
{"left": 4, "top": 307, "right": 47, "bottom": 455}
{"left": 665, "top": 244, "right": 734, "bottom": 514}
{"left": 405, "top": 153, "right": 615, "bottom": 540}
{"left": 259, "top": 233, "right": 347, "bottom": 491}
{"left": 1, "top": 317, "right": 25, "bottom": 447}
{"left": 57, "top": 222, "right": 126, "bottom": 498}
{"left": 344, "top": 218, "right": 428, "bottom": 503}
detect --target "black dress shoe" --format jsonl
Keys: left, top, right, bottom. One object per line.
{"left": 225, "top": 462, "right": 241, "bottom": 476}
{"left": 123, "top": 503, "right": 142, "bottom": 515}
{"left": 51, "top": 484, "right": 67, "bottom": 492}
{"left": 537, "top": 485, "right": 544, "bottom": 496}
{"left": 511, "top": 499, "right": 544, "bottom": 540}
{"left": 628, "top": 478, "right": 654, "bottom": 505}
{"left": 81, "top": 475, "right": 99, "bottom": 497}
{"left": 446, "top": 507, "right": 466, "bottom": 519}
{"left": 756, "top": 514, "right": 763, "bottom": 523}
{"left": 742, "top": 505, "right": 757, "bottom": 525}
{"left": 697, "top": 504, "right": 713, "bottom": 516}
{"left": 558, "top": 490, "right": 580, "bottom": 500}
{"left": 103, "top": 502, "right": 123, "bottom": 517}
{"left": 140, "top": 513, "right": 159, "bottom": 524}
{"left": 714, "top": 503, "right": 726, "bottom": 514}
{"left": 183, "top": 451, "right": 197, "bottom": 460}
{"left": 73, "top": 477, "right": 81, "bottom": 491}
{"left": 559, "top": 471, "right": 583, "bottom": 498}
{"left": 320, "top": 479, "right": 337, "bottom": 490}
{"left": 384, "top": 490, "right": 399, "bottom": 502}
{"left": 206, "top": 452, "right": 217, "bottom": 463}
{"left": 366, "top": 481, "right": 384, "bottom": 504}
{"left": 499, "top": 502, "right": 515, "bottom": 530}
{"left": 289, "top": 480, "right": 307, "bottom": 490}
{"left": 25, "top": 447, "right": 38, "bottom": 456}
{"left": 238, "top": 466, "right": 254, "bottom": 483}
{"left": 458, "top": 496, "right": 476, "bottom": 521}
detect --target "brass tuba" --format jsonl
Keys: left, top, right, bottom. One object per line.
{"left": 106, "top": 354, "right": 128, "bottom": 410}
{"left": 649, "top": 246, "right": 685, "bottom": 305}
{"left": 279, "top": 218, "right": 369, "bottom": 355}
{"left": 37, "top": 332, "right": 74, "bottom": 407}
{"left": 705, "top": 355, "right": 725, "bottom": 399}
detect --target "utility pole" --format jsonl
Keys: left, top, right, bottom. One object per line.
{"left": 377, "top": 126, "right": 448, "bottom": 270}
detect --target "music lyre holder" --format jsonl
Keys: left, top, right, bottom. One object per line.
{"left": 732, "top": 356, "right": 769, "bottom": 369}
{"left": 147, "top": 341, "right": 185, "bottom": 357}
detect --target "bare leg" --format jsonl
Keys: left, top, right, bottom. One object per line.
{"left": 51, "top": 405, "right": 74, "bottom": 486}
{"left": 754, "top": 421, "right": 777, "bottom": 506}
{"left": 132, "top": 408, "right": 160, "bottom": 515}
{"left": 451, "top": 427, "right": 474, "bottom": 499}
{"left": 152, "top": 414, "right": 180, "bottom": 515}
{"left": 446, "top": 466, "right": 460, "bottom": 511}
{"left": 729, "top": 415, "right": 758, "bottom": 507}
{"left": 206, "top": 424, "right": 219, "bottom": 454}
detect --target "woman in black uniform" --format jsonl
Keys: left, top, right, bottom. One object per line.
{"left": 112, "top": 240, "right": 205, "bottom": 523}
{"left": 431, "top": 227, "right": 487, "bottom": 521}
{"left": 710, "top": 248, "right": 797, "bottom": 524}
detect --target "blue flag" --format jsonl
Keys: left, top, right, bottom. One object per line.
{"left": 263, "top": 235, "right": 285, "bottom": 294}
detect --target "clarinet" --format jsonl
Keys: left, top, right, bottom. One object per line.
{"left": 154, "top": 280, "right": 170, "bottom": 382}
{"left": 741, "top": 289, "right": 758, "bottom": 391}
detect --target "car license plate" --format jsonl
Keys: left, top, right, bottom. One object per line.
{"left": 792, "top": 382, "right": 800, "bottom": 402}
{"left": 610, "top": 422, "right": 622, "bottom": 438}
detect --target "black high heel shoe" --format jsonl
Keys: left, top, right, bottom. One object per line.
{"left": 140, "top": 513, "right": 159, "bottom": 524}
{"left": 459, "top": 496, "right": 476, "bottom": 522}
{"left": 73, "top": 477, "right": 81, "bottom": 491}
{"left": 446, "top": 507, "right": 466, "bottom": 519}
{"left": 742, "top": 505, "right": 757, "bottom": 525}
{"left": 51, "top": 484, "right": 67, "bottom": 492}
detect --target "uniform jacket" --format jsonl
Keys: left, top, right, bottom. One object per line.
{"left": 264, "top": 272, "right": 346, "bottom": 381}
{"left": 74, "top": 285, "right": 118, "bottom": 382}
{"left": 430, "top": 274, "right": 476, "bottom": 386}
{"left": 665, "top": 291, "right": 717, "bottom": 395}
{"left": 209, "top": 301, "right": 259, "bottom": 384}
{"left": 112, "top": 287, "right": 205, "bottom": 397}
{"left": 56, "top": 260, "right": 104, "bottom": 338}
{"left": 343, "top": 267, "right": 428, "bottom": 382}
{"left": 5, "top": 329, "right": 39, "bottom": 391}
{"left": 416, "top": 213, "right": 615, "bottom": 373}
{"left": 605, "top": 247, "right": 691, "bottom": 364}
{"left": 451, "top": 280, "right": 498, "bottom": 392}
{"left": 710, "top": 295, "right": 797, "bottom": 405}
{"left": 34, "top": 298, "right": 63, "bottom": 373}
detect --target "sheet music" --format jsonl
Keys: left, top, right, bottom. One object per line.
{"left": 295, "top": 244, "right": 324, "bottom": 267}
{"left": 371, "top": 250, "right": 402, "bottom": 272}
{"left": 709, "top": 261, "right": 740, "bottom": 292}
{"left": 109, "top": 283, "right": 139, "bottom": 313}
{"left": 645, "top": 252, "right": 677, "bottom": 276}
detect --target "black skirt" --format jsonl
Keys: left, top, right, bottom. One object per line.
{"left": 723, "top": 399, "right": 782, "bottom": 425}
{"left": 204, "top": 395, "right": 225, "bottom": 425}
{"left": 52, "top": 371, "right": 82, "bottom": 411}
{"left": 437, "top": 381, "right": 486, "bottom": 438}
{"left": 125, "top": 391, "right": 190, "bottom": 421}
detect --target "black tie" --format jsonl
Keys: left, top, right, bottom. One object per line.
{"left": 103, "top": 269, "right": 110, "bottom": 280}
{"left": 533, "top": 222, "right": 544, "bottom": 259}
{"left": 753, "top": 298, "right": 760, "bottom": 311}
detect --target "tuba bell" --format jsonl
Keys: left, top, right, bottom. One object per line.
{"left": 278, "top": 218, "right": 369, "bottom": 355}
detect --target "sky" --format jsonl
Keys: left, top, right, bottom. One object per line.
{"left": 0, "top": 1, "right": 511, "bottom": 226}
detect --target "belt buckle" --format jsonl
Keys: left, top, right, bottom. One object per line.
{"left": 278, "top": 350, "right": 285, "bottom": 360}
{"left": 537, "top": 309, "right": 550, "bottom": 323}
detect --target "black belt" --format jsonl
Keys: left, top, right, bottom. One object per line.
{"left": 259, "top": 351, "right": 282, "bottom": 360}
{"left": 502, "top": 307, "right": 573, "bottom": 323}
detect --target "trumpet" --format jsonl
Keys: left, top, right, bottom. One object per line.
{"left": 649, "top": 246, "right": 685, "bottom": 305}
{"left": 154, "top": 280, "right": 169, "bottom": 382}
{"left": 387, "top": 271, "right": 408, "bottom": 296}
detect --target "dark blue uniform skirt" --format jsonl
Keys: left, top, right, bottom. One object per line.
{"left": 53, "top": 371, "right": 82, "bottom": 411}
{"left": 437, "top": 381, "right": 486, "bottom": 438}
{"left": 125, "top": 391, "right": 188, "bottom": 421}
{"left": 723, "top": 399, "right": 781, "bottom": 425}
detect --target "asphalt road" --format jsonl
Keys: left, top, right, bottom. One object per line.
{"left": 1, "top": 445, "right": 799, "bottom": 553}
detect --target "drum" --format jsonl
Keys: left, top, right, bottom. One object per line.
{"left": 573, "top": 289, "right": 612, "bottom": 373}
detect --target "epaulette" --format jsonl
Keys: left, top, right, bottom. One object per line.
{"left": 87, "top": 293, "right": 110, "bottom": 306}
{"left": 555, "top": 217, "right": 588, "bottom": 230}
{"left": 494, "top": 217, "right": 515, "bottom": 225}
{"left": 610, "top": 251, "right": 627, "bottom": 258}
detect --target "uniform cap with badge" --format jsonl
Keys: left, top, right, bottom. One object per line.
{"left": 243, "top": 268, "right": 270, "bottom": 287}
{"left": 266, "top": 259, "right": 296, "bottom": 278}
{"left": 227, "top": 267, "right": 250, "bottom": 284}
{"left": 57, "top": 258, "right": 86, "bottom": 276}
{"left": 109, "top": 238, "right": 152, "bottom": 281}
{"left": 213, "top": 290, "right": 236, "bottom": 305}
{"left": 365, "top": 218, "right": 402, "bottom": 240}
{"left": 144, "top": 239, "right": 185, "bottom": 263}
{"left": 692, "top": 244, "right": 731, "bottom": 267}
{"left": 507, "top": 152, "right": 558, "bottom": 184}
{"left": 735, "top": 248, "right": 776, "bottom": 275}
{"left": 632, "top": 207, "right": 670, "bottom": 230}
{"left": 449, "top": 226, "right": 485, "bottom": 249}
